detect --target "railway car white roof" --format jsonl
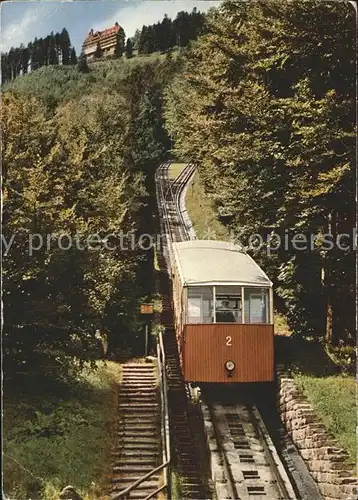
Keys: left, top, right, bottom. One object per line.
{"left": 172, "top": 240, "right": 272, "bottom": 287}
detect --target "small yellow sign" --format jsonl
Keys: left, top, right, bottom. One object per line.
{"left": 140, "top": 304, "right": 153, "bottom": 314}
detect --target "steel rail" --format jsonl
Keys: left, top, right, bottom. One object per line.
{"left": 248, "top": 406, "right": 296, "bottom": 500}
{"left": 173, "top": 164, "right": 196, "bottom": 242}
{"left": 207, "top": 401, "right": 238, "bottom": 500}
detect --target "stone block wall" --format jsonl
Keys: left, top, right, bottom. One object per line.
{"left": 278, "top": 376, "right": 357, "bottom": 500}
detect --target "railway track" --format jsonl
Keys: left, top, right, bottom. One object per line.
{"left": 155, "top": 161, "right": 300, "bottom": 499}
{"left": 155, "top": 163, "right": 209, "bottom": 499}
{"left": 202, "top": 397, "right": 296, "bottom": 499}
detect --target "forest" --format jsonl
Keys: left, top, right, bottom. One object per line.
{"left": 133, "top": 8, "right": 206, "bottom": 54}
{"left": 1, "top": 28, "right": 77, "bottom": 84}
{"left": 3, "top": 55, "right": 175, "bottom": 382}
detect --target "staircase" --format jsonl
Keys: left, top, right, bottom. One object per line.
{"left": 111, "top": 363, "right": 161, "bottom": 499}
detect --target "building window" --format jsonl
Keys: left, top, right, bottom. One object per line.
{"left": 215, "top": 286, "right": 242, "bottom": 323}
{"left": 244, "top": 288, "right": 269, "bottom": 323}
{"left": 187, "top": 287, "right": 213, "bottom": 323}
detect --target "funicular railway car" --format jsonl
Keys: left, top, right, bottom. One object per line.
{"left": 171, "top": 240, "right": 274, "bottom": 383}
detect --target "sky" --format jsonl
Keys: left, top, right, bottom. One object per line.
{"left": 0, "top": 0, "right": 222, "bottom": 54}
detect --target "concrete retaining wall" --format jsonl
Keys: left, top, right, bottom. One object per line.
{"left": 278, "top": 376, "right": 357, "bottom": 500}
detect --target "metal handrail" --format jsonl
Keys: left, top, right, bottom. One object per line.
{"left": 157, "top": 327, "right": 171, "bottom": 493}
{"left": 111, "top": 461, "right": 170, "bottom": 500}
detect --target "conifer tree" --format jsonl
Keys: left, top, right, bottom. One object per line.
{"left": 94, "top": 42, "right": 103, "bottom": 59}
{"left": 77, "top": 51, "right": 89, "bottom": 72}
{"left": 60, "top": 28, "right": 71, "bottom": 64}
{"left": 48, "top": 34, "right": 58, "bottom": 65}
{"left": 115, "top": 26, "right": 126, "bottom": 58}
{"left": 125, "top": 38, "right": 133, "bottom": 58}
{"left": 69, "top": 47, "right": 77, "bottom": 65}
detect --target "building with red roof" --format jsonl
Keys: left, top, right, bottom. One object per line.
{"left": 82, "top": 22, "right": 121, "bottom": 60}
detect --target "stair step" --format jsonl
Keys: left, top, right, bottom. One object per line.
{"left": 118, "top": 417, "right": 157, "bottom": 422}
{"left": 119, "top": 400, "right": 157, "bottom": 404}
{"left": 120, "top": 395, "right": 157, "bottom": 400}
{"left": 122, "top": 371, "right": 155, "bottom": 374}
{"left": 117, "top": 431, "right": 156, "bottom": 438}
{"left": 118, "top": 405, "right": 158, "bottom": 410}
{"left": 114, "top": 459, "right": 157, "bottom": 467}
{"left": 122, "top": 363, "right": 155, "bottom": 367}
{"left": 121, "top": 379, "right": 157, "bottom": 383}
{"left": 121, "top": 380, "right": 156, "bottom": 383}
{"left": 122, "top": 369, "right": 156, "bottom": 372}
{"left": 120, "top": 443, "right": 158, "bottom": 450}
{"left": 113, "top": 473, "right": 160, "bottom": 481}
{"left": 122, "top": 369, "right": 155, "bottom": 373}
{"left": 118, "top": 418, "right": 156, "bottom": 423}
{"left": 112, "top": 450, "right": 157, "bottom": 457}
{"left": 121, "top": 379, "right": 156, "bottom": 382}
{"left": 113, "top": 465, "right": 157, "bottom": 473}
{"left": 119, "top": 398, "right": 158, "bottom": 408}
{"left": 117, "top": 424, "right": 157, "bottom": 429}
{"left": 118, "top": 438, "right": 157, "bottom": 444}
{"left": 120, "top": 384, "right": 157, "bottom": 389}
{"left": 120, "top": 388, "right": 157, "bottom": 393}
{"left": 111, "top": 478, "right": 159, "bottom": 487}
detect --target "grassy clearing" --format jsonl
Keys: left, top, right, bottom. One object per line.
{"left": 168, "top": 162, "right": 187, "bottom": 179}
{"left": 6, "top": 52, "right": 175, "bottom": 110}
{"left": 294, "top": 374, "right": 356, "bottom": 463}
{"left": 185, "top": 172, "right": 231, "bottom": 241}
{"left": 3, "top": 361, "right": 121, "bottom": 499}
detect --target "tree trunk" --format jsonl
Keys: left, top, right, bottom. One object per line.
{"left": 326, "top": 295, "right": 333, "bottom": 344}
{"left": 325, "top": 211, "right": 336, "bottom": 344}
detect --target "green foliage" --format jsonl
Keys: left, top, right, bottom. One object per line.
{"left": 94, "top": 42, "right": 103, "bottom": 59}
{"left": 1, "top": 27, "right": 76, "bottom": 84}
{"left": 164, "top": 0, "right": 355, "bottom": 344}
{"left": 3, "top": 362, "right": 121, "bottom": 499}
{"left": 138, "top": 8, "right": 206, "bottom": 55}
{"left": 77, "top": 52, "right": 89, "bottom": 73}
{"left": 115, "top": 26, "right": 126, "bottom": 58}
{"left": 325, "top": 344, "right": 355, "bottom": 374}
{"left": 2, "top": 90, "right": 140, "bottom": 376}
{"left": 125, "top": 38, "right": 133, "bottom": 59}
{"left": 3, "top": 54, "right": 176, "bottom": 381}
{"left": 294, "top": 374, "right": 356, "bottom": 462}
